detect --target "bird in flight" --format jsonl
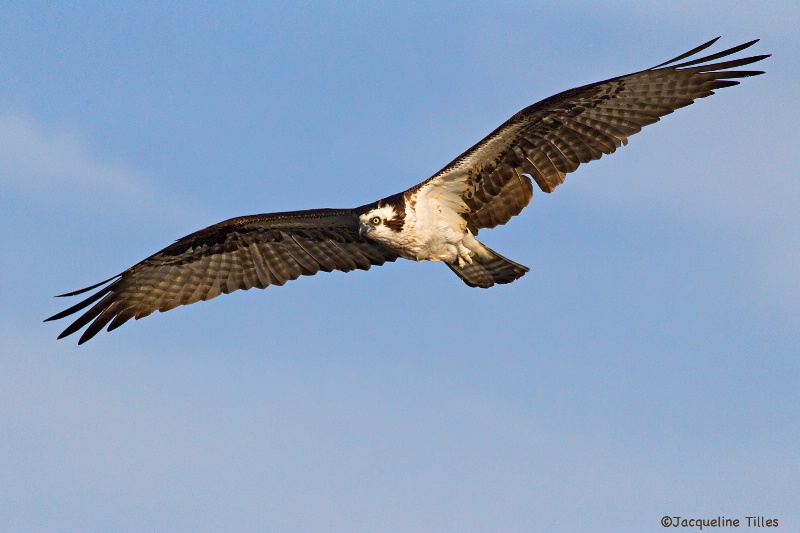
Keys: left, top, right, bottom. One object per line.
{"left": 47, "top": 38, "right": 768, "bottom": 344}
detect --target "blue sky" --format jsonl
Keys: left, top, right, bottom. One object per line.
{"left": 1, "top": 2, "right": 797, "bottom": 531}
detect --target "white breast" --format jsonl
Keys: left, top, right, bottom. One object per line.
{"left": 397, "top": 187, "right": 473, "bottom": 263}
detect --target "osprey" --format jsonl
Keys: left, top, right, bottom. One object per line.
{"left": 47, "top": 38, "right": 768, "bottom": 344}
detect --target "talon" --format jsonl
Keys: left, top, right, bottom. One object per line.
{"left": 456, "top": 244, "right": 474, "bottom": 266}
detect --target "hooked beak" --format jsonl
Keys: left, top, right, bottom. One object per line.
{"left": 358, "top": 224, "right": 373, "bottom": 239}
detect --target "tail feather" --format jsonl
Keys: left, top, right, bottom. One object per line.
{"left": 446, "top": 245, "right": 529, "bottom": 288}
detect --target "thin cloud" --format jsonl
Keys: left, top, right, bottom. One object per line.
{"left": 0, "top": 110, "right": 194, "bottom": 223}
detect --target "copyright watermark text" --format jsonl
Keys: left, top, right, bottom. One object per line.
{"left": 661, "top": 516, "right": 779, "bottom": 529}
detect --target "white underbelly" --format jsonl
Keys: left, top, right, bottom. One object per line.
{"left": 397, "top": 203, "right": 483, "bottom": 263}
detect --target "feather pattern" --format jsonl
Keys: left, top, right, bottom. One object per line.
{"left": 415, "top": 38, "right": 768, "bottom": 234}
{"left": 46, "top": 209, "right": 398, "bottom": 344}
{"left": 46, "top": 38, "right": 768, "bottom": 343}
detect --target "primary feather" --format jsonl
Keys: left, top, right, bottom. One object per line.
{"left": 46, "top": 38, "right": 768, "bottom": 343}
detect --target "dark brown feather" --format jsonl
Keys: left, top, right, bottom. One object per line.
{"left": 416, "top": 39, "right": 768, "bottom": 235}
{"left": 46, "top": 209, "right": 399, "bottom": 343}
{"left": 446, "top": 245, "right": 529, "bottom": 288}
{"left": 47, "top": 39, "right": 768, "bottom": 342}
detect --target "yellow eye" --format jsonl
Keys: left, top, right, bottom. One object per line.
{"left": 372, "top": 216, "right": 381, "bottom": 225}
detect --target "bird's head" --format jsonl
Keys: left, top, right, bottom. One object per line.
{"left": 358, "top": 205, "right": 401, "bottom": 241}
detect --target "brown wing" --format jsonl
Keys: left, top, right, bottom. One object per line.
{"left": 46, "top": 208, "right": 399, "bottom": 344}
{"left": 415, "top": 38, "right": 769, "bottom": 234}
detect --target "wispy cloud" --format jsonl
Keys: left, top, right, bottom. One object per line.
{"left": 0, "top": 110, "right": 194, "bottom": 222}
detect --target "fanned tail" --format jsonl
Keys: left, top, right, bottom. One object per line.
{"left": 447, "top": 245, "right": 529, "bottom": 288}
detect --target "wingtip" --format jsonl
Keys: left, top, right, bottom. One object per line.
{"left": 732, "top": 38, "right": 762, "bottom": 56}
{"left": 54, "top": 275, "right": 119, "bottom": 298}
{"left": 650, "top": 37, "right": 765, "bottom": 71}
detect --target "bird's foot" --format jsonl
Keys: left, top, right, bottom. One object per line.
{"left": 456, "top": 244, "right": 474, "bottom": 268}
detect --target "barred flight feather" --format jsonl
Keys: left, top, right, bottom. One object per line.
{"left": 46, "top": 38, "right": 767, "bottom": 343}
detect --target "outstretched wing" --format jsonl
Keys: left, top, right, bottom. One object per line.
{"left": 413, "top": 38, "right": 769, "bottom": 234}
{"left": 46, "top": 209, "right": 399, "bottom": 343}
